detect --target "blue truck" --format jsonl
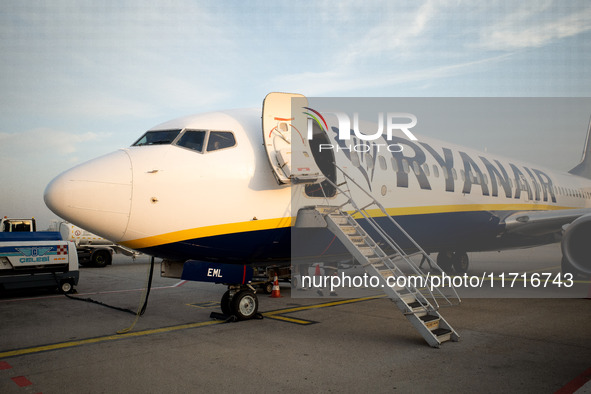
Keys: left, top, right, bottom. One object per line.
{"left": 0, "top": 217, "right": 79, "bottom": 293}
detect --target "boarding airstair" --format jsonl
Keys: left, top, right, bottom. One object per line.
{"left": 261, "top": 92, "right": 460, "bottom": 346}
{"left": 296, "top": 166, "right": 461, "bottom": 348}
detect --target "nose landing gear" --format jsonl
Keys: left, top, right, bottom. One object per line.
{"left": 215, "top": 284, "right": 262, "bottom": 321}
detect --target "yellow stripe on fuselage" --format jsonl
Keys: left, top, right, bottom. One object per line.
{"left": 120, "top": 203, "right": 574, "bottom": 249}
{"left": 121, "top": 216, "right": 293, "bottom": 249}
{"left": 359, "top": 203, "right": 571, "bottom": 219}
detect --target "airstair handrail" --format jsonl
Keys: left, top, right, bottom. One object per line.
{"left": 318, "top": 164, "right": 461, "bottom": 307}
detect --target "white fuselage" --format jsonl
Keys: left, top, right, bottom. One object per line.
{"left": 44, "top": 108, "right": 591, "bottom": 263}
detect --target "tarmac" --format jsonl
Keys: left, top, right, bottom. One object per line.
{"left": 0, "top": 243, "right": 590, "bottom": 393}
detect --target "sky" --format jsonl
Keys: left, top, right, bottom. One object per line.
{"left": 1, "top": 0, "right": 591, "bottom": 228}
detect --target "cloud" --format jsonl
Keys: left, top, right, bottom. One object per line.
{"left": 267, "top": 0, "right": 591, "bottom": 98}
{"left": 336, "top": 1, "right": 439, "bottom": 67}
{"left": 476, "top": 3, "right": 591, "bottom": 51}
{"left": 271, "top": 52, "right": 512, "bottom": 96}
{"left": 0, "top": 128, "right": 102, "bottom": 156}
{"left": 0, "top": 0, "right": 234, "bottom": 122}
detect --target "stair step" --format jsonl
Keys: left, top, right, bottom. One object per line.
{"left": 362, "top": 258, "right": 384, "bottom": 267}
{"left": 379, "top": 269, "right": 395, "bottom": 278}
{"left": 432, "top": 328, "right": 451, "bottom": 336}
{"left": 408, "top": 301, "right": 425, "bottom": 309}
{"left": 340, "top": 226, "right": 358, "bottom": 235}
{"left": 400, "top": 293, "right": 416, "bottom": 304}
{"left": 397, "top": 288, "right": 413, "bottom": 296}
{"left": 432, "top": 328, "right": 452, "bottom": 342}
{"left": 419, "top": 314, "right": 439, "bottom": 322}
{"left": 419, "top": 314, "right": 440, "bottom": 330}
{"left": 358, "top": 247, "right": 376, "bottom": 257}
{"left": 329, "top": 215, "right": 349, "bottom": 225}
{"left": 408, "top": 301, "right": 428, "bottom": 317}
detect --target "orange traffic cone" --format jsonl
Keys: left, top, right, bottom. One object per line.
{"left": 270, "top": 274, "right": 281, "bottom": 298}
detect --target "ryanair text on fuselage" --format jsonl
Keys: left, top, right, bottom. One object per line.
{"left": 323, "top": 128, "right": 556, "bottom": 203}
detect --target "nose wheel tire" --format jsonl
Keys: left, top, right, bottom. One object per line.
{"left": 221, "top": 290, "right": 233, "bottom": 316}
{"left": 231, "top": 290, "right": 258, "bottom": 320}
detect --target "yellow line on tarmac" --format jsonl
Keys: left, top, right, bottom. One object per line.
{"left": 0, "top": 320, "right": 222, "bottom": 359}
{"left": 264, "top": 314, "right": 316, "bottom": 325}
{"left": 0, "top": 295, "right": 386, "bottom": 359}
{"left": 262, "top": 295, "right": 386, "bottom": 325}
{"left": 264, "top": 295, "right": 385, "bottom": 316}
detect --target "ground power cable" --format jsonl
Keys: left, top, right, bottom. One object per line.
{"left": 64, "top": 292, "right": 137, "bottom": 315}
{"left": 117, "top": 255, "right": 156, "bottom": 334}
{"left": 59, "top": 256, "right": 156, "bottom": 332}
{"left": 58, "top": 271, "right": 136, "bottom": 315}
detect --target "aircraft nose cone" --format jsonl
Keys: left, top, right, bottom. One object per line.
{"left": 44, "top": 150, "right": 133, "bottom": 242}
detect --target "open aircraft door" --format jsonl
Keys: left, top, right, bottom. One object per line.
{"left": 262, "top": 92, "right": 325, "bottom": 185}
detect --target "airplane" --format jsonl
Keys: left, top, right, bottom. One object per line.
{"left": 44, "top": 92, "right": 591, "bottom": 321}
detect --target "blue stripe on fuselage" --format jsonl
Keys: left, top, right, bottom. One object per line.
{"left": 137, "top": 210, "right": 554, "bottom": 263}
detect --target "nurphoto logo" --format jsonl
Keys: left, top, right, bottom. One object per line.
{"left": 303, "top": 107, "right": 418, "bottom": 153}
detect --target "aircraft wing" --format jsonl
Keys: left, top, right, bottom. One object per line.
{"left": 503, "top": 208, "right": 591, "bottom": 236}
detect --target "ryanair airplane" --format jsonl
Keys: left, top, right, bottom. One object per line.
{"left": 44, "top": 93, "right": 591, "bottom": 321}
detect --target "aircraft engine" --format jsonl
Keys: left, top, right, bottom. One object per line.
{"left": 561, "top": 213, "right": 591, "bottom": 275}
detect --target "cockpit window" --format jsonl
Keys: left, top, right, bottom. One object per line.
{"left": 132, "top": 128, "right": 237, "bottom": 154}
{"left": 133, "top": 129, "right": 181, "bottom": 146}
{"left": 176, "top": 130, "right": 206, "bottom": 152}
{"left": 207, "top": 131, "right": 236, "bottom": 152}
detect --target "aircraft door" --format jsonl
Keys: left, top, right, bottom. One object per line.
{"left": 303, "top": 120, "right": 337, "bottom": 198}
{"left": 262, "top": 92, "right": 325, "bottom": 185}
